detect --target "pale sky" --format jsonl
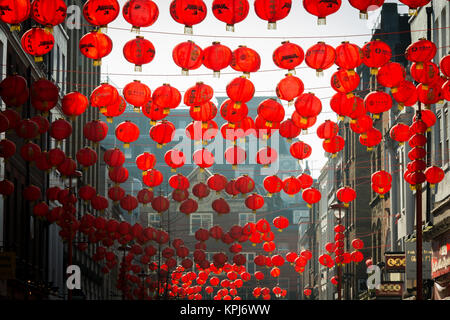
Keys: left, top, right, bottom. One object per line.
{"left": 102, "top": 1, "right": 408, "bottom": 178}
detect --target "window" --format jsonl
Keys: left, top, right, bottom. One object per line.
{"left": 148, "top": 213, "right": 160, "bottom": 227}
{"left": 277, "top": 242, "right": 290, "bottom": 254}
{"left": 398, "top": 146, "right": 405, "bottom": 211}
{"left": 292, "top": 210, "right": 309, "bottom": 224}
{"left": 444, "top": 109, "right": 449, "bottom": 166}
{"left": 239, "top": 213, "right": 255, "bottom": 226}
{"left": 242, "top": 252, "right": 255, "bottom": 274}
{"left": 190, "top": 213, "right": 213, "bottom": 235}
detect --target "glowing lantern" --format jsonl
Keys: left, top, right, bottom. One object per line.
{"left": 136, "top": 152, "right": 156, "bottom": 174}
{"left": 21, "top": 27, "right": 54, "bottom": 62}
{"left": 115, "top": 121, "right": 140, "bottom": 148}
{"left": 83, "top": 0, "right": 120, "bottom": 29}
{"left": 336, "top": 187, "right": 356, "bottom": 207}
{"left": 79, "top": 31, "right": 112, "bottom": 66}
{"left": 302, "top": 187, "right": 321, "bottom": 208}
{"left": 0, "top": 0, "right": 31, "bottom": 31}
{"left": 31, "top": 0, "right": 67, "bottom": 31}
{"left": 62, "top": 92, "right": 88, "bottom": 119}
{"left": 263, "top": 175, "right": 283, "bottom": 197}
{"left": 143, "top": 169, "right": 163, "bottom": 190}
{"left": 323, "top": 135, "right": 345, "bottom": 157}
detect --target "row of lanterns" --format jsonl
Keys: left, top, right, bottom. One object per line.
{"left": 0, "top": 0, "right": 432, "bottom": 38}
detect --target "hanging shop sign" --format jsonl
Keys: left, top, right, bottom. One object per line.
{"left": 431, "top": 230, "right": 450, "bottom": 279}
{"left": 405, "top": 241, "right": 432, "bottom": 280}
{"left": 385, "top": 252, "right": 406, "bottom": 273}
{"left": 375, "top": 282, "right": 403, "bottom": 297}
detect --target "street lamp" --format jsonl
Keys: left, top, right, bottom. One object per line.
{"left": 329, "top": 202, "right": 348, "bottom": 301}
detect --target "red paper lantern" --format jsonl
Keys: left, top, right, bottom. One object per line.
{"left": 302, "top": 187, "right": 321, "bottom": 207}
{"left": 290, "top": 141, "right": 312, "bottom": 160}
{"left": 15, "top": 119, "right": 39, "bottom": 140}
{"left": 173, "top": 40, "right": 203, "bottom": 75}
{"left": 203, "top": 42, "right": 232, "bottom": 77}
{"left": 256, "top": 147, "right": 278, "bottom": 167}
{"left": 282, "top": 176, "right": 301, "bottom": 196}
{"left": 169, "top": 174, "right": 190, "bottom": 190}
{"left": 79, "top": 31, "right": 113, "bottom": 66}
{"left": 245, "top": 193, "right": 264, "bottom": 213}
{"left": 83, "top": 120, "right": 109, "bottom": 143}
{"left": 410, "top": 61, "right": 439, "bottom": 86}
{"left": 83, "top": 0, "right": 120, "bottom": 28}
{"left": 392, "top": 80, "right": 418, "bottom": 108}
{"left": 153, "top": 84, "right": 182, "bottom": 112}
{"left": 109, "top": 166, "right": 129, "bottom": 185}
{"left": 331, "top": 69, "right": 360, "bottom": 94}
{"left": 164, "top": 149, "right": 185, "bottom": 172}
{"left": 263, "top": 175, "right": 283, "bottom": 197}
{"left": 224, "top": 146, "right": 247, "bottom": 169}
{"left": 90, "top": 83, "right": 119, "bottom": 112}
{"left": 257, "top": 98, "right": 285, "bottom": 126}
{"left": 0, "top": 0, "right": 31, "bottom": 31}
{"left": 184, "top": 82, "right": 214, "bottom": 107}
{"left": 348, "top": 0, "right": 384, "bottom": 19}
{"left": 212, "top": 0, "right": 249, "bottom": 31}
{"left": 361, "top": 39, "right": 392, "bottom": 74}
{"left": 115, "top": 121, "right": 140, "bottom": 148}
{"left": 62, "top": 92, "right": 88, "bottom": 119}
{"left": 76, "top": 147, "right": 98, "bottom": 169}
{"left": 359, "top": 127, "right": 382, "bottom": 151}
{"left": 279, "top": 118, "right": 301, "bottom": 142}
{"left": 323, "top": 135, "right": 345, "bottom": 157}
{"left": 136, "top": 152, "right": 156, "bottom": 173}
{"left": 235, "top": 175, "right": 255, "bottom": 195}
{"left": 254, "top": 0, "right": 292, "bottom": 29}
{"left": 212, "top": 198, "right": 230, "bottom": 215}
{"left": 390, "top": 123, "right": 411, "bottom": 143}
{"left": 120, "top": 195, "right": 139, "bottom": 214}
{"left": 31, "top": 79, "right": 59, "bottom": 114}
{"left": 377, "top": 62, "right": 406, "bottom": 89}
{"left": 335, "top": 41, "right": 363, "bottom": 71}
{"left": 170, "top": 0, "right": 207, "bottom": 34}
{"left": 151, "top": 196, "right": 170, "bottom": 213}
{"left": 230, "top": 46, "right": 261, "bottom": 77}
{"left": 50, "top": 119, "right": 72, "bottom": 141}
{"left": 439, "top": 54, "right": 450, "bottom": 78}
{"left": 193, "top": 148, "right": 215, "bottom": 170}
{"left": 180, "top": 198, "right": 199, "bottom": 215}
{"left": 364, "top": 91, "right": 392, "bottom": 118}
{"left": 424, "top": 166, "right": 445, "bottom": 186}
{"left": 137, "top": 189, "right": 153, "bottom": 205}
{"left": 123, "top": 37, "right": 156, "bottom": 71}
{"left": 405, "top": 38, "right": 436, "bottom": 65}
{"left": 31, "top": 0, "right": 67, "bottom": 30}
{"left": 295, "top": 92, "right": 322, "bottom": 122}
{"left": 21, "top": 27, "right": 54, "bottom": 62}
{"left": 104, "top": 148, "right": 125, "bottom": 167}
{"left": 30, "top": 115, "right": 49, "bottom": 135}
{"left": 0, "top": 75, "right": 29, "bottom": 108}
{"left": 273, "top": 41, "right": 304, "bottom": 73}
{"left": 24, "top": 185, "right": 41, "bottom": 202}
{"left": 122, "top": 0, "right": 159, "bottom": 33}
{"left": 20, "top": 142, "right": 40, "bottom": 162}
{"left": 273, "top": 216, "right": 289, "bottom": 232}
{"left": 143, "top": 169, "right": 163, "bottom": 189}
{"left": 276, "top": 74, "right": 304, "bottom": 105}
{"left": 149, "top": 120, "right": 176, "bottom": 148}
{"left": 303, "top": 0, "right": 341, "bottom": 25}
{"left": 305, "top": 42, "right": 336, "bottom": 76}
{"left": 337, "top": 187, "right": 356, "bottom": 207}
{"left": 226, "top": 76, "right": 255, "bottom": 104}
{"left": 317, "top": 120, "right": 339, "bottom": 141}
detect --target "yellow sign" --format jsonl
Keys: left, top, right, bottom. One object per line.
{"left": 0, "top": 252, "right": 16, "bottom": 280}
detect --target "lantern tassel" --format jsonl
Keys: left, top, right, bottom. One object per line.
{"left": 268, "top": 22, "right": 277, "bottom": 30}
{"left": 35, "top": 56, "right": 43, "bottom": 63}
{"left": 359, "top": 11, "right": 368, "bottom": 20}
{"left": 93, "top": 59, "right": 102, "bottom": 67}
{"left": 213, "top": 71, "right": 220, "bottom": 78}
{"left": 182, "top": 68, "right": 189, "bottom": 76}
{"left": 135, "top": 65, "right": 142, "bottom": 72}
{"left": 10, "top": 24, "right": 20, "bottom": 32}
{"left": 226, "top": 24, "right": 235, "bottom": 32}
